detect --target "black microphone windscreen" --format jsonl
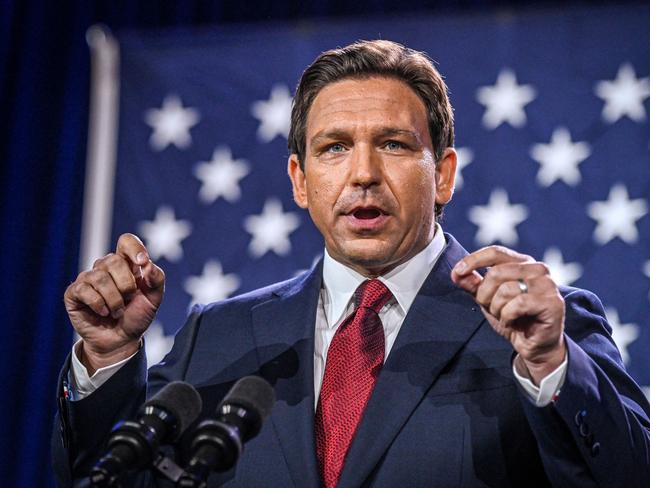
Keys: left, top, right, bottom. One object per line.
{"left": 223, "top": 376, "right": 275, "bottom": 420}
{"left": 146, "top": 381, "right": 203, "bottom": 440}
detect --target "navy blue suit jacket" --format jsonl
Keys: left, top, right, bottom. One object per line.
{"left": 53, "top": 235, "right": 650, "bottom": 487}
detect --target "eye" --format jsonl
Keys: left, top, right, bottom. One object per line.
{"left": 384, "top": 140, "right": 405, "bottom": 151}
{"left": 326, "top": 143, "right": 347, "bottom": 153}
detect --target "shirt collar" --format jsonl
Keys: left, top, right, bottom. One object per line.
{"left": 321, "top": 223, "right": 446, "bottom": 328}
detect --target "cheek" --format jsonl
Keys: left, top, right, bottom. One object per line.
{"left": 394, "top": 166, "right": 435, "bottom": 201}
{"left": 414, "top": 158, "right": 437, "bottom": 195}
{"left": 307, "top": 181, "right": 336, "bottom": 219}
{"left": 309, "top": 173, "right": 337, "bottom": 201}
{"left": 397, "top": 173, "right": 437, "bottom": 221}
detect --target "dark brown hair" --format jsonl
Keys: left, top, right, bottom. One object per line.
{"left": 288, "top": 39, "right": 454, "bottom": 164}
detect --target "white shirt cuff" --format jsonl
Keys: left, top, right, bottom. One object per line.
{"left": 69, "top": 339, "right": 139, "bottom": 400}
{"left": 512, "top": 354, "right": 568, "bottom": 407}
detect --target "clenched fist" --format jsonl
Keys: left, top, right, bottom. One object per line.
{"left": 64, "top": 233, "right": 165, "bottom": 374}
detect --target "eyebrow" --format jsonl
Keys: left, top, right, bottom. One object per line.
{"left": 309, "top": 130, "right": 350, "bottom": 150}
{"left": 309, "top": 126, "right": 424, "bottom": 150}
{"left": 376, "top": 128, "right": 423, "bottom": 144}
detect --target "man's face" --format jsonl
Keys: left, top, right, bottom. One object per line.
{"left": 288, "top": 76, "right": 456, "bottom": 276}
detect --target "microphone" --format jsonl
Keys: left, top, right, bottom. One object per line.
{"left": 178, "top": 376, "right": 275, "bottom": 486}
{"left": 90, "top": 381, "right": 203, "bottom": 487}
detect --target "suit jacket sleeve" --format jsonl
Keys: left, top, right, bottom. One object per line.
{"left": 51, "top": 306, "right": 206, "bottom": 487}
{"left": 519, "top": 288, "right": 650, "bottom": 487}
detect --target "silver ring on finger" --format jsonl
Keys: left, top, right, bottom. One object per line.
{"left": 517, "top": 279, "right": 528, "bottom": 294}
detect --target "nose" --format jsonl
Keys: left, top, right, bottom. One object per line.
{"left": 349, "top": 144, "right": 382, "bottom": 189}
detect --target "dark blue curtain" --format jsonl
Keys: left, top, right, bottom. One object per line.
{"left": 0, "top": 0, "right": 639, "bottom": 486}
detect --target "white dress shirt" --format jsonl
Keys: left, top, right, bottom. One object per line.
{"left": 71, "top": 224, "right": 566, "bottom": 406}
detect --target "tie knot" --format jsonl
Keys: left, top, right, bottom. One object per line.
{"left": 354, "top": 279, "right": 392, "bottom": 313}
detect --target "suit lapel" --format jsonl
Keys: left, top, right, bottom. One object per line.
{"left": 337, "top": 236, "right": 486, "bottom": 488}
{"left": 250, "top": 262, "right": 323, "bottom": 488}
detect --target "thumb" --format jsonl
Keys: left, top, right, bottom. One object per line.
{"left": 116, "top": 233, "right": 150, "bottom": 267}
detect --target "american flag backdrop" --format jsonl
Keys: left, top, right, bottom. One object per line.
{"left": 82, "top": 4, "right": 650, "bottom": 397}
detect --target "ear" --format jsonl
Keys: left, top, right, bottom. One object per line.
{"left": 287, "top": 154, "right": 309, "bottom": 209}
{"left": 434, "top": 147, "right": 457, "bottom": 206}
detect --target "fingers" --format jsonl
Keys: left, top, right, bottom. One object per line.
{"left": 65, "top": 268, "right": 125, "bottom": 318}
{"left": 94, "top": 253, "right": 137, "bottom": 296}
{"left": 450, "top": 245, "right": 559, "bottom": 322}
{"left": 86, "top": 267, "right": 127, "bottom": 318}
{"left": 486, "top": 275, "right": 556, "bottom": 320}
{"left": 116, "top": 233, "right": 164, "bottom": 291}
{"left": 139, "top": 259, "right": 165, "bottom": 291}
{"left": 116, "top": 233, "right": 150, "bottom": 266}
{"left": 451, "top": 246, "right": 537, "bottom": 296}
{"left": 65, "top": 233, "right": 163, "bottom": 318}
{"left": 498, "top": 293, "right": 546, "bottom": 326}
{"left": 65, "top": 281, "right": 110, "bottom": 317}
{"left": 452, "top": 270, "right": 483, "bottom": 295}
{"left": 452, "top": 245, "right": 534, "bottom": 279}
{"left": 451, "top": 246, "right": 566, "bottom": 370}
{"left": 476, "top": 261, "right": 550, "bottom": 308}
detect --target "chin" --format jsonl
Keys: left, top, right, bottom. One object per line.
{"left": 336, "top": 242, "right": 398, "bottom": 273}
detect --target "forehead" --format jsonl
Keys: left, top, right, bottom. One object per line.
{"left": 306, "top": 76, "right": 430, "bottom": 141}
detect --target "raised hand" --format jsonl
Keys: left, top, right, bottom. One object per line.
{"left": 451, "top": 246, "right": 566, "bottom": 385}
{"left": 64, "top": 233, "right": 165, "bottom": 374}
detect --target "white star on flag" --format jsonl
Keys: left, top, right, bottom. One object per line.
{"left": 244, "top": 198, "right": 300, "bottom": 258}
{"left": 468, "top": 188, "right": 529, "bottom": 246}
{"left": 144, "top": 94, "right": 200, "bottom": 151}
{"left": 594, "top": 63, "right": 650, "bottom": 123}
{"left": 184, "top": 260, "right": 241, "bottom": 306}
{"left": 605, "top": 307, "right": 640, "bottom": 365}
{"left": 144, "top": 321, "right": 175, "bottom": 366}
{"left": 530, "top": 127, "right": 591, "bottom": 187}
{"left": 138, "top": 206, "right": 192, "bottom": 262}
{"left": 251, "top": 84, "right": 292, "bottom": 142}
{"left": 454, "top": 147, "right": 474, "bottom": 189}
{"left": 587, "top": 184, "right": 648, "bottom": 245}
{"left": 543, "top": 247, "right": 583, "bottom": 286}
{"left": 194, "top": 146, "right": 250, "bottom": 204}
{"left": 476, "top": 68, "right": 537, "bottom": 129}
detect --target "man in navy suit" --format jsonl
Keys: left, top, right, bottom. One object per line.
{"left": 55, "top": 40, "right": 650, "bottom": 486}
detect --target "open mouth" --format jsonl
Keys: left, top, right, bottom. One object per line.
{"left": 352, "top": 207, "right": 383, "bottom": 220}
{"left": 342, "top": 203, "right": 390, "bottom": 231}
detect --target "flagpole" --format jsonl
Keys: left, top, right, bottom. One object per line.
{"left": 80, "top": 25, "right": 120, "bottom": 272}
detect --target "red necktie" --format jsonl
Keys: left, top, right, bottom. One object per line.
{"left": 315, "top": 279, "right": 393, "bottom": 488}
